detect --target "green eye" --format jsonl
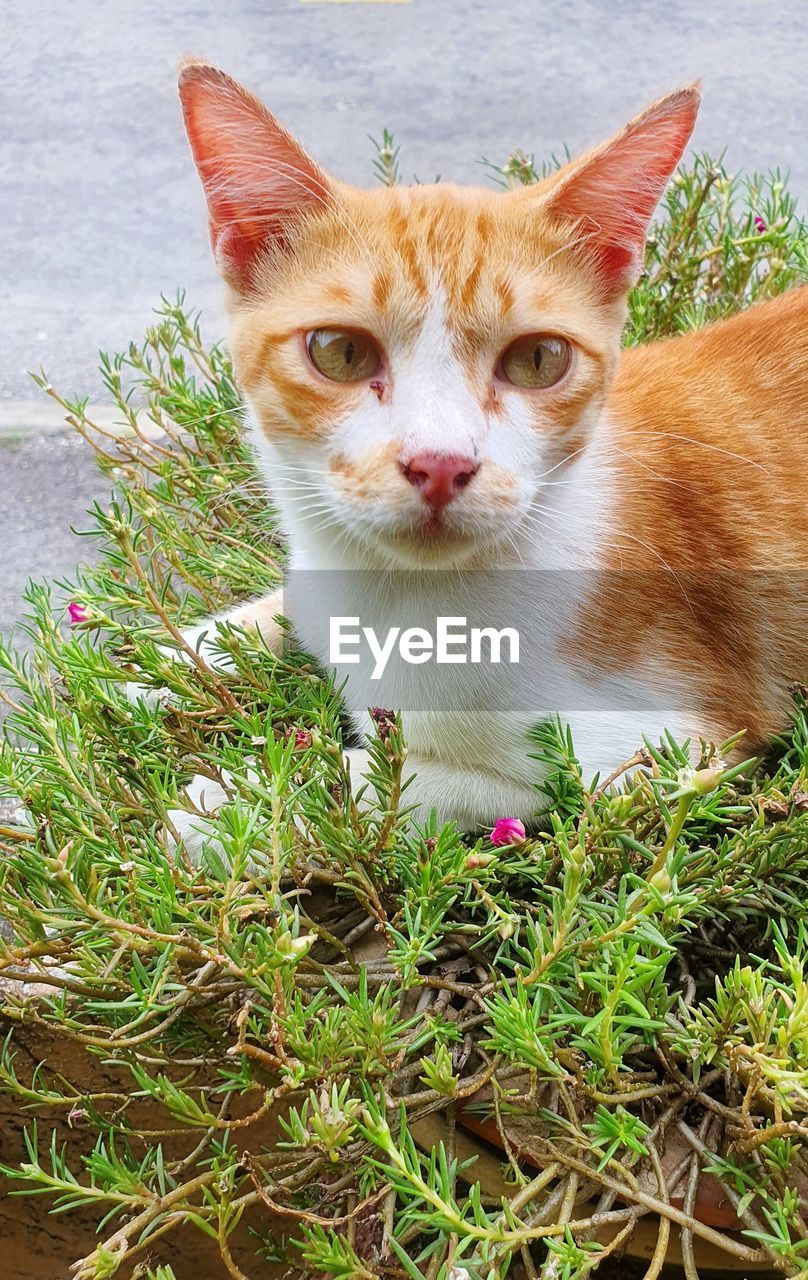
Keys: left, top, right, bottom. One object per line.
{"left": 499, "top": 334, "right": 572, "bottom": 389}
{"left": 307, "top": 329, "right": 380, "bottom": 382}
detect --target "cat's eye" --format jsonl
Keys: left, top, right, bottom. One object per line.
{"left": 306, "top": 329, "right": 380, "bottom": 382}
{"left": 498, "top": 334, "right": 572, "bottom": 389}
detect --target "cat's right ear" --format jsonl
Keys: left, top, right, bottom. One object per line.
{"left": 178, "top": 62, "right": 333, "bottom": 291}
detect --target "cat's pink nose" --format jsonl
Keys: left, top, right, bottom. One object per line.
{"left": 400, "top": 453, "right": 480, "bottom": 509}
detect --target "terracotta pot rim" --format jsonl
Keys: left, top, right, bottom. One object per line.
{"left": 410, "top": 1110, "right": 779, "bottom": 1275}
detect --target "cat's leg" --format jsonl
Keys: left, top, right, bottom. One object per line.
{"left": 179, "top": 587, "right": 286, "bottom": 667}
{"left": 126, "top": 591, "right": 286, "bottom": 859}
{"left": 169, "top": 733, "right": 530, "bottom": 868}
{"left": 126, "top": 588, "right": 285, "bottom": 706}
{"left": 344, "top": 747, "right": 537, "bottom": 831}
{"left": 166, "top": 771, "right": 233, "bottom": 864}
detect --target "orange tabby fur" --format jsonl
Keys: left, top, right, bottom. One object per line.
{"left": 176, "top": 63, "right": 808, "bottom": 818}
{"left": 590, "top": 286, "right": 808, "bottom": 749}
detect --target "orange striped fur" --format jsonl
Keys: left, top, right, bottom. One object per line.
{"left": 177, "top": 63, "right": 808, "bottom": 826}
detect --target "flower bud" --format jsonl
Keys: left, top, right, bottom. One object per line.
{"left": 67, "top": 602, "right": 90, "bottom": 625}
{"left": 569, "top": 842, "right": 587, "bottom": 869}
{"left": 648, "top": 865, "right": 672, "bottom": 896}
{"left": 490, "top": 817, "right": 526, "bottom": 847}
{"left": 690, "top": 766, "right": 723, "bottom": 795}
{"left": 275, "top": 931, "right": 315, "bottom": 961}
{"left": 465, "top": 852, "right": 496, "bottom": 869}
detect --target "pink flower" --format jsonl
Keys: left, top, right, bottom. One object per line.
{"left": 490, "top": 817, "right": 527, "bottom": 847}
{"left": 67, "top": 602, "right": 89, "bottom": 624}
{"left": 292, "top": 728, "right": 312, "bottom": 751}
{"left": 754, "top": 215, "right": 767, "bottom": 233}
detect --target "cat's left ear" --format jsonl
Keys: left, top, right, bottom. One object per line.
{"left": 542, "top": 87, "right": 700, "bottom": 298}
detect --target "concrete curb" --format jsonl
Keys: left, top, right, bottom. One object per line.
{"left": 0, "top": 401, "right": 163, "bottom": 441}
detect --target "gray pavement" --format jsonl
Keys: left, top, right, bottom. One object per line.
{"left": 0, "top": 433, "right": 110, "bottom": 632}
{"left": 1, "top": 0, "right": 807, "bottom": 623}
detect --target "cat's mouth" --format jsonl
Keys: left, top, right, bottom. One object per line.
{"left": 421, "top": 512, "right": 452, "bottom": 539}
{"left": 373, "top": 511, "right": 492, "bottom": 567}
{"left": 323, "top": 470, "right": 517, "bottom": 566}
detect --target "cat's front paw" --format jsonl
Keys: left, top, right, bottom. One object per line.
{"left": 166, "top": 772, "right": 232, "bottom": 864}
{"left": 122, "top": 619, "right": 235, "bottom": 709}
{"left": 124, "top": 680, "right": 174, "bottom": 710}
{"left": 175, "top": 619, "right": 240, "bottom": 672}
{"left": 344, "top": 746, "right": 373, "bottom": 804}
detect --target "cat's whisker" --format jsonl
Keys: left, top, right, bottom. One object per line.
{"left": 532, "top": 442, "right": 595, "bottom": 481}
{"left": 270, "top": 465, "right": 333, "bottom": 479}
{"left": 155, "top": 403, "right": 246, "bottom": 431}
{"left": 607, "top": 445, "right": 692, "bottom": 489}
{"left": 601, "top": 531, "right": 698, "bottom": 620}
{"left": 515, "top": 507, "right": 568, "bottom": 542}
{"left": 272, "top": 470, "right": 330, "bottom": 483}
{"left": 630, "top": 430, "right": 772, "bottom": 473}
{"left": 522, "top": 501, "right": 568, "bottom": 523}
{"left": 288, "top": 502, "right": 341, "bottom": 520}
{"left": 520, "top": 502, "right": 698, "bottom": 617}
{"left": 274, "top": 479, "right": 327, "bottom": 492}
{"left": 501, "top": 530, "right": 529, "bottom": 567}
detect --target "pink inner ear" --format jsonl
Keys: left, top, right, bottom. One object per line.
{"left": 179, "top": 64, "right": 332, "bottom": 288}
{"left": 547, "top": 89, "right": 700, "bottom": 295}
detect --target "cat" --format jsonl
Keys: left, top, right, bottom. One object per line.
{"left": 167, "top": 61, "right": 808, "bottom": 834}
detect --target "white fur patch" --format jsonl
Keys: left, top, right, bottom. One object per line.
{"left": 230, "top": 282, "right": 689, "bottom": 828}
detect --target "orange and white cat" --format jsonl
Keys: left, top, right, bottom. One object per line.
{"left": 170, "top": 62, "right": 808, "bottom": 830}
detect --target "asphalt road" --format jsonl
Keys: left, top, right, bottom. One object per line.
{"left": 2, "top": 0, "right": 807, "bottom": 403}
{"left": 0, "top": 0, "right": 806, "bottom": 625}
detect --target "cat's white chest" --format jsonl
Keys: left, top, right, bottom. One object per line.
{"left": 285, "top": 563, "right": 692, "bottom": 793}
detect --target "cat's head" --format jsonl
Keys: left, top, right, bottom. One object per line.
{"left": 179, "top": 64, "right": 698, "bottom": 567}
